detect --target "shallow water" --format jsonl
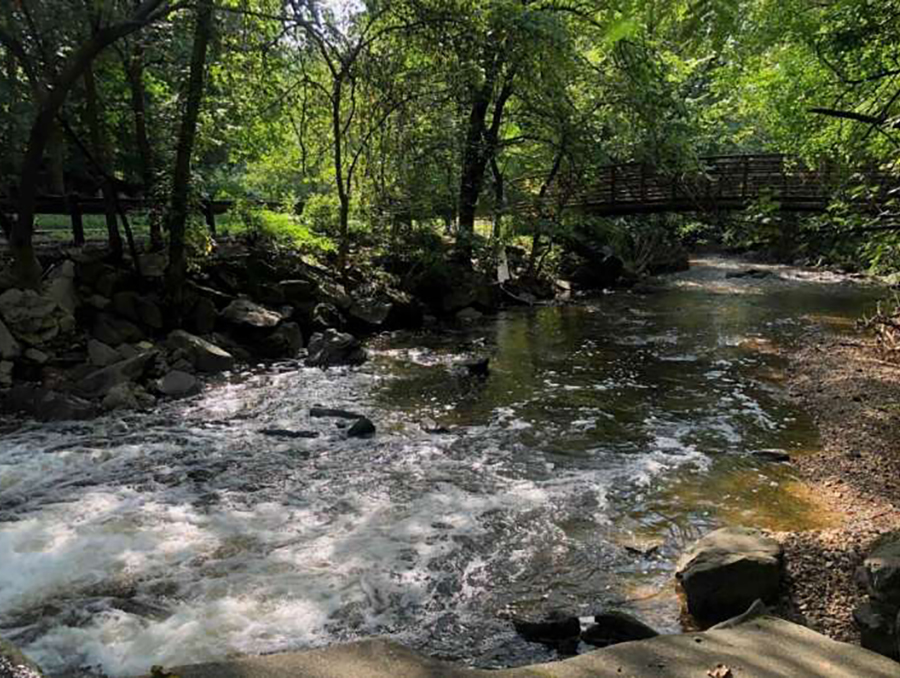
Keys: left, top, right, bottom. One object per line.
{"left": 0, "top": 258, "right": 885, "bottom": 675}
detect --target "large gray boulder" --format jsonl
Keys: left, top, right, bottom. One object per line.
{"left": 221, "top": 299, "right": 282, "bottom": 329}
{"left": 305, "top": 329, "right": 367, "bottom": 368}
{"left": 87, "top": 339, "right": 121, "bottom": 368}
{"left": 76, "top": 351, "right": 157, "bottom": 398}
{"left": 92, "top": 312, "right": 144, "bottom": 346}
{"left": 0, "top": 289, "right": 73, "bottom": 346}
{"left": 258, "top": 322, "right": 303, "bottom": 359}
{"left": 0, "top": 318, "right": 21, "bottom": 360}
{"left": 167, "top": 330, "right": 234, "bottom": 374}
{"left": 675, "top": 526, "right": 783, "bottom": 628}
{"left": 111, "top": 291, "right": 164, "bottom": 330}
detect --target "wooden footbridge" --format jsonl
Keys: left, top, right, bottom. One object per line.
{"left": 513, "top": 153, "right": 895, "bottom": 217}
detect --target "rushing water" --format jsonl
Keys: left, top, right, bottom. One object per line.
{"left": 0, "top": 258, "right": 885, "bottom": 675}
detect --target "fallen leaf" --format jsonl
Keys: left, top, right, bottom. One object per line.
{"left": 707, "top": 665, "right": 733, "bottom": 678}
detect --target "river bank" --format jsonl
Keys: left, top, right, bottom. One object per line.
{"left": 776, "top": 328, "right": 900, "bottom": 642}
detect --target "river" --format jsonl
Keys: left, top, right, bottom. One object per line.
{"left": 0, "top": 257, "right": 885, "bottom": 675}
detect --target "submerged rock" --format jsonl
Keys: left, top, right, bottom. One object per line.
{"left": 261, "top": 428, "right": 319, "bottom": 439}
{"left": 347, "top": 416, "right": 376, "bottom": 438}
{"left": 3, "top": 385, "right": 97, "bottom": 421}
{"left": 158, "top": 371, "right": 201, "bottom": 398}
{"left": 581, "top": 611, "right": 659, "bottom": 647}
{"left": 77, "top": 352, "right": 157, "bottom": 398}
{"left": 512, "top": 612, "right": 581, "bottom": 644}
{"left": 675, "top": 526, "right": 783, "bottom": 628}
{"left": 310, "top": 407, "right": 364, "bottom": 420}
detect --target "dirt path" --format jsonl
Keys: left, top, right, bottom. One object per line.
{"left": 775, "top": 328, "right": 900, "bottom": 642}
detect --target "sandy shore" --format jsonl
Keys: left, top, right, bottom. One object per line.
{"left": 775, "top": 327, "right": 900, "bottom": 642}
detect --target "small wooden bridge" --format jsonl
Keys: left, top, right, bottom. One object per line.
{"left": 513, "top": 153, "right": 895, "bottom": 216}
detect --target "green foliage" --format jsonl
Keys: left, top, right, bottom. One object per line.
{"left": 226, "top": 200, "right": 336, "bottom": 256}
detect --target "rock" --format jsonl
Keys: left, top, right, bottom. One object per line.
{"left": 167, "top": 330, "right": 234, "bottom": 374}
{"left": 675, "top": 526, "right": 783, "bottom": 628}
{"left": 581, "top": 611, "right": 659, "bottom": 648}
{"left": 77, "top": 351, "right": 157, "bottom": 398}
{"left": 854, "top": 601, "right": 898, "bottom": 660}
{"left": 0, "top": 289, "right": 68, "bottom": 346}
{"left": 347, "top": 416, "right": 376, "bottom": 438}
{"left": 862, "top": 538, "right": 900, "bottom": 607}
{"left": 0, "top": 318, "right": 21, "bottom": 360}
{"left": 726, "top": 268, "right": 772, "bottom": 280}
{"left": 3, "top": 385, "right": 97, "bottom": 421}
{"left": 112, "top": 292, "right": 163, "bottom": 329}
{"left": 88, "top": 339, "right": 121, "bottom": 368}
{"left": 221, "top": 299, "right": 282, "bottom": 329}
{"left": 310, "top": 407, "right": 364, "bottom": 419}
{"left": 23, "top": 348, "right": 49, "bottom": 364}
{"left": 158, "top": 370, "right": 200, "bottom": 398}
{"left": 456, "top": 307, "right": 483, "bottom": 322}
{"left": 117, "top": 344, "right": 140, "bottom": 360}
{"left": 85, "top": 294, "right": 111, "bottom": 311}
{"left": 751, "top": 450, "right": 791, "bottom": 463}
{"left": 0, "top": 361, "right": 12, "bottom": 388}
{"left": 102, "top": 382, "right": 141, "bottom": 411}
{"left": 188, "top": 296, "right": 218, "bottom": 335}
{"left": 311, "top": 302, "right": 346, "bottom": 331}
{"left": 261, "top": 429, "right": 319, "bottom": 439}
{"left": 0, "top": 636, "right": 44, "bottom": 678}
{"left": 279, "top": 279, "right": 319, "bottom": 304}
{"left": 318, "top": 280, "right": 353, "bottom": 310}
{"left": 92, "top": 313, "right": 144, "bottom": 346}
{"left": 45, "top": 261, "right": 78, "bottom": 315}
{"left": 348, "top": 297, "right": 393, "bottom": 329}
{"left": 305, "top": 329, "right": 367, "bottom": 367}
{"left": 258, "top": 322, "right": 303, "bottom": 359}
{"left": 137, "top": 252, "right": 167, "bottom": 278}
{"left": 512, "top": 613, "right": 581, "bottom": 644}
{"left": 461, "top": 357, "right": 490, "bottom": 377}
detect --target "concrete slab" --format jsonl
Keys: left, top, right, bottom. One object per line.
{"left": 159, "top": 616, "right": 899, "bottom": 678}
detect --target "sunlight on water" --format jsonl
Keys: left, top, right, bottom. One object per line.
{"left": 0, "top": 258, "right": 884, "bottom": 675}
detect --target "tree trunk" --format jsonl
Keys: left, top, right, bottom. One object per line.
{"left": 83, "top": 61, "right": 123, "bottom": 260}
{"left": 46, "top": 122, "right": 66, "bottom": 195}
{"left": 490, "top": 156, "right": 504, "bottom": 241}
{"left": 3, "top": 0, "right": 172, "bottom": 288}
{"left": 165, "top": 0, "right": 214, "bottom": 311}
{"left": 126, "top": 43, "right": 161, "bottom": 249}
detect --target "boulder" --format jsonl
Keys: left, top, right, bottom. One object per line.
{"left": 221, "top": 299, "right": 282, "bottom": 329}
{"left": 861, "top": 538, "right": 900, "bottom": 607}
{"left": 0, "top": 636, "right": 44, "bottom": 678}
{"left": 101, "top": 382, "right": 141, "bottom": 411}
{"left": 854, "top": 601, "right": 898, "bottom": 660}
{"left": 0, "top": 318, "right": 21, "bottom": 360}
{"left": 581, "top": 611, "right": 659, "bottom": 648}
{"left": 512, "top": 613, "right": 581, "bottom": 644}
{"left": 258, "top": 322, "right": 303, "bottom": 359}
{"left": 675, "top": 526, "right": 783, "bottom": 628}
{"left": 347, "top": 416, "right": 376, "bottom": 438}
{"left": 0, "top": 362, "right": 12, "bottom": 388}
{"left": 111, "top": 292, "right": 163, "bottom": 330}
{"left": 23, "top": 348, "right": 49, "bottom": 364}
{"left": 311, "top": 302, "right": 346, "bottom": 332}
{"left": 456, "top": 307, "right": 483, "bottom": 322}
{"left": 348, "top": 297, "right": 393, "bottom": 329}
{"left": 137, "top": 252, "right": 167, "bottom": 278}
{"left": 77, "top": 351, "right": 157, "bottom": 398}
{"left": 318, "top": 280, "right": 352, "bottom": 310}
{"left": 188, "top": 297, "right": 218, "bottom": 335}
{"left": 92, "top": 313, "right": 144, "bottom": 346}
{"left": 279, "top": 279, "right": 318, "bottom": 305}
{"left": 45, "top": 260, "right": 78, "bottom": 315}
{"left": 158, "top": 370, "right": 200, "bottom": 398}
{"left": 87, "top": 339, "right": 121, "bottom": 368}
{"left": 3, "top": 385, "right": 97, "bottom": 421}
{"left": 167, "top": 330, "right": 234, "bottom": 374}
{"left": 305, "top": 329, "right": 367, "bottom": 367}
{"left": 0, "top": 289, "right": 71, "bottom": 346}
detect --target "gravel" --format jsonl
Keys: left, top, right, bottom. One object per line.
{"left": 774, "top": 329, "right": 900, "bottom": 643}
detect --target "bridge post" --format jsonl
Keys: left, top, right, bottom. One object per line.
{"left": 67, "top": 194, "right": 85, "bottom": 247}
